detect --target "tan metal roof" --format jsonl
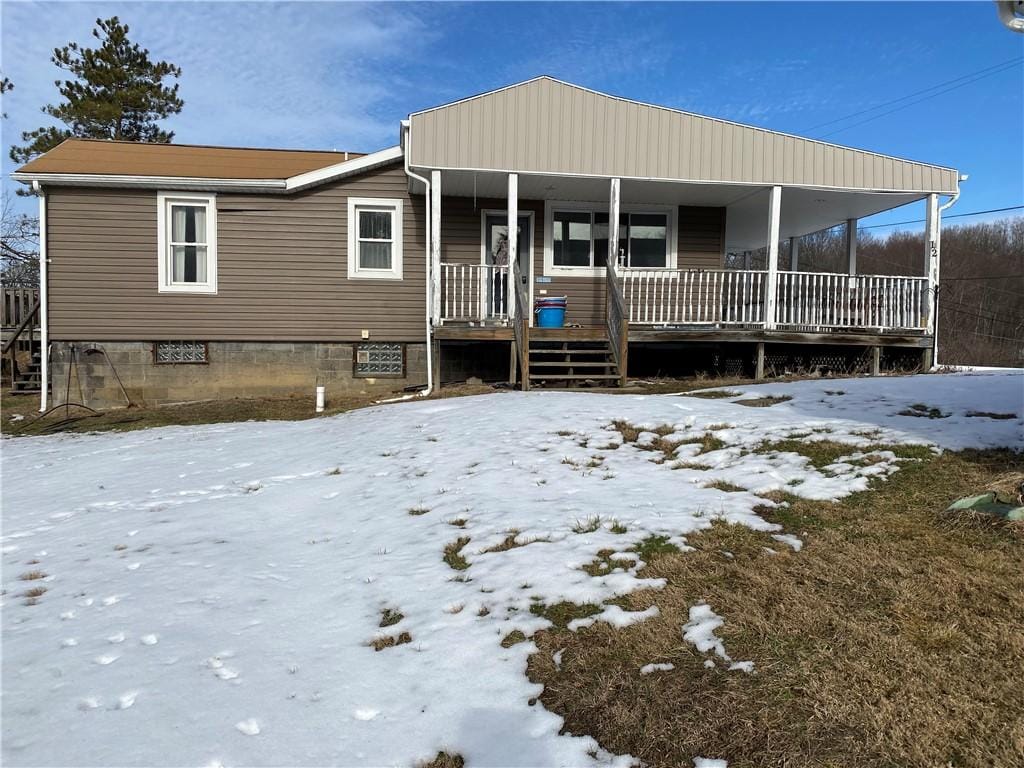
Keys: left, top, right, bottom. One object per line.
{"left": 16, "top": 138, "right": 363, "bottom": 180}
{"left": 409, "top": 77, "right": 958, "bottom": 194}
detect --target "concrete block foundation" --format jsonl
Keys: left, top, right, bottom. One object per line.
{"left": 50, "top": 341, "right": 429, "bottom": 409}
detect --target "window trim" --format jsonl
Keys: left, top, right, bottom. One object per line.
{"left": 347, "top": 197, "right": 404, "bottom": 280}
{"left": 543, "top": 200, "right": 677, "bottom": 277}
{"left": 157, "top": 192, "right": 218, "bottom": 294}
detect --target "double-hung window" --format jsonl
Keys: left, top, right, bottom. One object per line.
{"left": 548, "top": 205, "right": 672, "bottom": 274}
{"left": 347, "top": 197, "right": 404, "bottom": 279}
{"left": 157, "top": 193, "right": 217, "bottom": 293}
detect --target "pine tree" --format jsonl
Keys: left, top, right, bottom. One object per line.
{"left": 10, "top": 16, "right": 183, "bottom": 164}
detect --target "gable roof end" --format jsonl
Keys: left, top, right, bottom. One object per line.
{"left": 408, "top": 76, "right": 958, "bottom": 194}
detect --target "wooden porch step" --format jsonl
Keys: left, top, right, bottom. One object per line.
{"left": 528, "top": 348, "right": 611, "bottom": 356}
{"left": 529, "top": 361, "right": 613, "bottom": 368}
{"left": 528, "top": 373, "right": 621, "bottom": 381}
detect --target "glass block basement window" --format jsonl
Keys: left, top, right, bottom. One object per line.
{"left": 154, "top": 341, "right": 208, "bottom": 364}
{"left": 354, "top": 342, "right": 404, "bottom": 377}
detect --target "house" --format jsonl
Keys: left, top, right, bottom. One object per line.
{"left": 11, "top": 77, "right": 959, "bottom": 408}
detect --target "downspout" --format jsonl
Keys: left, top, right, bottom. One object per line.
{"left": 34, "top": 181, "right": 49, "bottom": 412}
{"left": 402, "top": 121, "right": 434, "bottom": 396}
{"left": 932, "top": 184, "right": 962, "bottom": 369}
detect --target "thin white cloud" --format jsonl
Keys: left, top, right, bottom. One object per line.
{"left": 1, "top": 1, "right": 434, "bottom": 196}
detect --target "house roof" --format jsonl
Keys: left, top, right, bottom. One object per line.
{"left": 16, "top": 138, "right": 363, "bottom": 180}
{"left": 408, "top": 76, "right": 958, "bottom": 194}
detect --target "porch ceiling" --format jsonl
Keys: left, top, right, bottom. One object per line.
{"left": 434, "top": 169, "right": 927, "bottom": 252}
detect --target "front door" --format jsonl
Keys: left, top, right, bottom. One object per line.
{"left": 484, "top": 213, "right": 531, "bottom": 319}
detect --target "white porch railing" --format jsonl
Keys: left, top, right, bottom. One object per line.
{"left": 439, "top": 263, "right": 509, "bottom": 324}
{"left": 622, "top": 268, "right": 928, "bottom": 333}
{"left": 438, "top": 264, "right": 930, "bottom": 334}
{"left": 622, "top": 268, "right": 767, "bottom": 326}
{"left": 775, "top": 272, "right": 928, "bottom": 332}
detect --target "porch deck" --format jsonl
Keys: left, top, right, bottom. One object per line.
{"left": 433, "top": 323, "right": 931, "bottom": 348}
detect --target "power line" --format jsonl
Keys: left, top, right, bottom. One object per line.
{"left": 815, "top": 58, "right": 1023, "bottom": 138}
{"left": 944, "top": 274, "right": 1024, "bottom": 282}
{"left": 801, "top": 56, "right": 1024, "bottom": 133}
{"left": 859, "top": 205, "right": 1024, "bottom": 230}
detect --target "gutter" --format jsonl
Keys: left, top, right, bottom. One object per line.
{"left": 931, "top": 183, "right": 962, "bottom": 370}
{"left": 34, "top": 181, "right": 49, "bottom": 412}
{"left": 401, "top": 122, "right": 434, "bottom": 397}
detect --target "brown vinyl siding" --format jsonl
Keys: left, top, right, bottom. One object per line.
{"left": 411, "top": 78, "right": 958, "bottom": 193}
{"left": 46, "top": 162, "right": 427, "bottom": 342}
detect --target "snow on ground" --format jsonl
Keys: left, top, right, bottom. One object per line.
{"left": 1, "top": 372, "right": 1021, "bottom": 767}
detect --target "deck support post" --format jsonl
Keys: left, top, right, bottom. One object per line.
{"left": 764, "top": 185, "right": 782, "bottom": 329}
{"left": 845, "top": 219, "right": 857, "bottom": 274}
{"left": 430, "top": 170, "right": 442, "bottom": 324}
{"left": 507, "top": 173, "right": 518, "bottom": 322}
{"left": 508, "top": 340, "right": 518, "bottom": 385}
{"left": 924, "top": 193, "right": 940, "bottom": 362}
{"left": 789, "top": 237, "right": 799, "bottom": 271}
{"left": 870, "top": 345, "right": 881, "bottom": 376}
{"left": 754, "top": 342, "right": 765, "bottom": 380}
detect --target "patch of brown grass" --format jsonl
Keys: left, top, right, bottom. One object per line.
{"left": 685, "top": 389, "right": 741, "bottom": 399}
{"left": 734, "top": 395, "right": 792, "bottom": 408}
{"left": 703, "top": 480, "right": 746, "bottom": 493}
{"left": 417, "top": 752, "right": 464, "bottom": 768}
{"left": 529, "top": 449, "right": 1024, "bottom": 767}
{"left": 966, "top": 410, "right": 1017, "bottom": 420}
{"left": 18, "top": 571, "right": 47, "bottom": 581}
{"left": 22, "top": 586, "right": 47, "bottom": 604}
{"left": 370, "top": 631, "right": 412, "bottom": 651}
{"left": 479, "top": 530, "right": 548, "bottom": 554}
{"left": 500, "top": 630, "right": 529, "bottom": 648}
{"left": 379, "top": 608, "right": 404, "bottom": 627}
{"left": 443, "top": 537, "right": 471, "bottom": 570}
{"left": 408, "top": 506, "right": 430, "bottom": 516}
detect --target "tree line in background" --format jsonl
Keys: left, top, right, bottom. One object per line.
{"left": 730, "top": 217, "right": 1024, "bottom": 368}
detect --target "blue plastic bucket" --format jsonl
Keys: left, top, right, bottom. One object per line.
{"left": 535, "top": 296, "right": 567, "bottom": 328}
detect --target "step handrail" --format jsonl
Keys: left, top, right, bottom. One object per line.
{"left": 511, "top": 260, "right": 531, "bottom": 390}
{"left": 605, "top": 259, "right": 629, "bottom": 386}
{"left": 2, "top": 299, "right": 39, "bottom": 356}
{"left": 2, "top": 299, "right": 40, "bottom": 388}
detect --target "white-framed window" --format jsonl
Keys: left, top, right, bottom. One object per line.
{"left": 543, "top": 201, "right": 676, "bottom": 276}
{"left": 347, "top": 197, "right": 403, "bottom": 279}
{"left": 157, "top": 192, "right": 217, "bottom": 294}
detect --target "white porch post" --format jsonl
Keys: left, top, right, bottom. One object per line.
{"left": 924, "top": 193, "right": 940, "bottom": 338}
{"left": 507, "top": 173, "right": 518, "bottom": 320}
{"left": 789, "top": 237, "right": 799, "bottom": 271}
{"left": 430, "top": 170, "right": 442, "bottom": 324}
{"left": 608, "top": 177, "right": 621, "bottom": 266}
{"left": 845, "top": 218, "right": 858, "bottom": 274}
{"left": 764, "top": 185, "right": 782, "bottom": 329}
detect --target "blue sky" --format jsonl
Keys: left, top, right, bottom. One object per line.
{"left": 2, "top": 1, "right": 1022, "bottom": 231}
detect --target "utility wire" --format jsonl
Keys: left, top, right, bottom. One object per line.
{"left": 801, "top": 56, "right": 1023, "bottom": 133}
{"left": 814, "top": 58, "right": 1023, "bottom": 138}
{"left": 859, "top": 205, "right": 1024, "bottom": 230}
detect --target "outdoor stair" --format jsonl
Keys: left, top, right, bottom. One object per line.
{"left": 10, "top": 348, "right": 43, "bottom": 395}
{"left": 525, "top": 338, "right": 622, "bottom": 388}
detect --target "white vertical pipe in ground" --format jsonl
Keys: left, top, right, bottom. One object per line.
{"left": 315, "top": 385, "right": 325, "bottom": 413}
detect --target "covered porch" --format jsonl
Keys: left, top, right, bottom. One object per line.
{"left": 432, "top": 171, "right": 938, "bottom": 338}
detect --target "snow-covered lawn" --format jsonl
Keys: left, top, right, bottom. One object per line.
{"left": 2, "top": 372, "right": 1021, "bottom": 767}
